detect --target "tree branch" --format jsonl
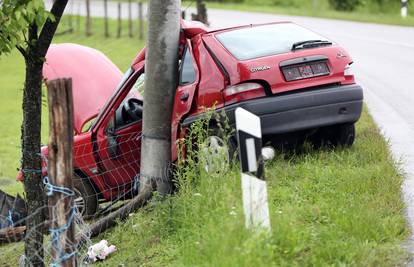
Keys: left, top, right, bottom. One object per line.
{"left": 36, "top": 0, "right": 69, "bottom": 57}
{"left": 16, "top": 45, "right": 27, "bottom": 58}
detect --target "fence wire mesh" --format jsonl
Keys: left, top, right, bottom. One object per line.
{"left": 0, "top": 132, "right": 143, "bottom": 266}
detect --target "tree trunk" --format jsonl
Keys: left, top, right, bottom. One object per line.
{"left": 140, "top": 0, "right": 181, "bottom": 195}
{"left": 19, "top": 2, "right": 68, "bottom": 266}
{"left": 22, "top": 55, "right": 45, "bottom": 267}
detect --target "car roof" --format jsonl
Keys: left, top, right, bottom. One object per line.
{"left": 182, "top": 20, "right": 293, "bottom": 37}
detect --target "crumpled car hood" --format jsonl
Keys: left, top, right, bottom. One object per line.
{"left": 43, "top": 43, "right": 123, "bottom": 134}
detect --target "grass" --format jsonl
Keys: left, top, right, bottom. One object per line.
{"left": 93, "top": 107, "right": 409, "bottom": 266}
{"left": 196, "top": 1, "right": 414, "bottom": 27}
{"left": 0, "top": 16, "right": 145, "bottom": 195}
{"left": 0, "top": 15, "right": 409, "bottom": 266}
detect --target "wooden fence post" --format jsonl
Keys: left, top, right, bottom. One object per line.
{"left": 46, "top": 78, "right": 76, "bottom": 267}
{"left": 86, "top": 0, "right": 91, "bottom": 36}
{"left": 104, "top": 0, "right": 109, "bottom": 37}
{"left": 138, "top": 2, "right": 143, "bottom": 40}
{"left": 128, "top": 0, "right": 133, "bottom": 38}
{"left": 117, "top": 3, "right": 122, "bottom": 38}
{"left": 76, "top": 2, "right": 81, "bottom": 33}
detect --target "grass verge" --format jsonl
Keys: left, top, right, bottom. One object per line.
{"left": 92, "top": 106, "right": 409, "bottom": 266}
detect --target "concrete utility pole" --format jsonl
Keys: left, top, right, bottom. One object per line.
{"left": 402, "top": 0, "right": 408, "bottom": 18}
{"left": 140, "top": 0, "right": 181, "bottom": 195}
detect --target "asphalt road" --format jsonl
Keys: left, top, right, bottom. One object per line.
{"left": 51, "top": 0, "right": 414, "bottom": 252}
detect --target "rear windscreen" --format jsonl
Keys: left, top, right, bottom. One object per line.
{"left": 215, "top": 23, "right": 330, "bottom": 60}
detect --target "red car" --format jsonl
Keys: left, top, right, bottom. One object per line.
{"left": 17, "top": 20, "right": 363, "bottom": 216}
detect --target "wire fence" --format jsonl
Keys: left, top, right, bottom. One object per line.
{"left": 0, "top": 130, "right": 144, "bottom": 265}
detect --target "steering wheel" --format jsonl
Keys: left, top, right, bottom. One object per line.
{"left": 123, "top": 98, "right": 143, "bottom": 121}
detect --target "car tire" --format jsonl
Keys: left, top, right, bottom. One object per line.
{"left": 72, "top": 174, "right": 98, "bottom": 217}
{"left": 311, "top": 123, "right": 355, "bottom": 148}
{"left": 332, "top": 123, "right": 355, "bottom": 147}
{"left": 199, "top": 127, "right": 238, "bottom": 173}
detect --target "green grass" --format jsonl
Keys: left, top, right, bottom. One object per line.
{"left": 0, "top": 15, "right": 409, "bottom": 266}
{"left": 197, "top": 1, "right": 414, "bottom": 27}
{"left": 0, "top": 16, "right": 145, "bottom": 195}
{"left": 93, "top": 107, "right": 409, "bottom": 266}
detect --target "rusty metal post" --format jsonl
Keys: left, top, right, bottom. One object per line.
{"left": 46, "top": 78, "right": 76, "bottom": 267}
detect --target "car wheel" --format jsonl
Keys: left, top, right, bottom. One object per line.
{"left": 332, "top": 123, "right": 355, "bottom": 147}
{"left": 311, "top": 123, "right": 355, "bottom": 148}
{"left": 72, "top": 174, "right": 98, "bottom": 217}
{"left": 199, "top": 128, "right": 237, "bottom": 173}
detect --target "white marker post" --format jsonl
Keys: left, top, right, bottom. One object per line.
{"left": 402, "top": 0, "right": 408, "bottom": 18}
{"left": 235, "top": 107, "right": 271, "bottom": 230}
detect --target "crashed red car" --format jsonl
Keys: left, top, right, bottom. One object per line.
{"left": 17, "top": 20, "right": 363, "bottom": 216}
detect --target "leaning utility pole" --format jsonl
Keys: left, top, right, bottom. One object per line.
{"left": 140, "top": 0, "right": 181, "bottom": 195}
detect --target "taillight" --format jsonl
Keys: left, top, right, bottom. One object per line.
{"left": 342, "top": 62, "right": 355, "bottom": 85}
{"left": 344, "top": 63, "right": 353, "bottom": 77}
{"left": 223, "top": 82, "right": 264, "bottom": 104}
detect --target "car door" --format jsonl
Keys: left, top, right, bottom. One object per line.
{"left": 94, "top": 68, "right": 145, "bottom": 199}
{"left": 172, "top": 41, "right": 200, "bottom": 160}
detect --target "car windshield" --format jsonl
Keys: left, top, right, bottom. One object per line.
{"left": 215, "top": 23, "right": 331, "bottom": 60}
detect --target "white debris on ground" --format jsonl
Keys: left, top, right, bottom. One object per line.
{"left": 87, "top": 240, "right": 117, "bottom": 263}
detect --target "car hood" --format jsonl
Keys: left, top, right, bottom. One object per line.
{"left": 43, "top": 43, "right": 123, "bottom": 134}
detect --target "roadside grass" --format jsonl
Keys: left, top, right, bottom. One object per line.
{"left": 0, "top": 15, "right": 409, "bottom": 266}
{"left": 0, "top": 16, "right": 145, "bottom": 195}
{"left": 197, "top": 1, "right": 414, "bottom": 27}
{"left": 93, "top": 106, "right": 409, "bottom": 266}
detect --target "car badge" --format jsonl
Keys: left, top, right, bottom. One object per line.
{"left": 250, "top": 66, "right": 271, "bottom": 73}
{"left": 336, "top": 52, "right": 347, "bottom": 59}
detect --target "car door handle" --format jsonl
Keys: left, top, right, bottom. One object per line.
{"left": 180, "top": 92, "right": 189, "bottom": 101}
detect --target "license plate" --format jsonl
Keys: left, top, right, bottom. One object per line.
{"left": 282, "top": 61, "right": 330, "bottom": 82}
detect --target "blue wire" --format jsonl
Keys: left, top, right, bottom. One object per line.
{"left": 7, "top": 210, "right": 14, "bottom": 227}
{"left": 43, "top": 176, "right": 75, "bottom": 197}
{"left": 21, "top": 168, "right": 42, "bottom": 174}
{"left": 43, "top": 176, "right": 78, "bottom": 266}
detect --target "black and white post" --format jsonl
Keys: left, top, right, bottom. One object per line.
{"left": 402, "top": 0, "right": 408, "bottom": 18}
{"left": 235, "top": 107, "right": 271, "bottom": 230}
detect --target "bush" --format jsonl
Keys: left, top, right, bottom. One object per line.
{"left": 329, "top": 0, "right": 360, "bottom": 11}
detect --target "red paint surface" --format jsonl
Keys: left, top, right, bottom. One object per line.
{"left": 43, "top": 44, "right": 123, "bottom": 134}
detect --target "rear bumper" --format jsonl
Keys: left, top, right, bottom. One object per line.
{"left": 183, "top": 84, "right": 363, "bottom": 136}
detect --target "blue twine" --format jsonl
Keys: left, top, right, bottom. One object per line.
{"left": 43, "top": 176, "right": 78, "bottom": 266}
{"left": 21, "top": 168, "right": 42, "bottom": 174}
{"left": 43, "top": 176, "right": 75, "bottom": 197}
{"left": 49, "top": 207, "right": 78, "bottom": 267}
{"left": 7, "top": 210, "right": 14, "bottom": 227}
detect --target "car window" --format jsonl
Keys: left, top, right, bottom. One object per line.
{"left": 129, "top": 73, "right": 145, "bottom": 97}
{"left": 114, "top": 72, "right": 145, "bottom": 130}
{"left": 216, "top": 23, "right": 331, "bottom": 60}
{"left": 179, "top": 47, "right": 197, "bottom": 85}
